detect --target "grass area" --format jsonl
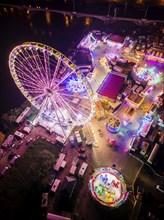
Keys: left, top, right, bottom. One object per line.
{"left": 0, "top": 138, "right": 62, "bottom": 220}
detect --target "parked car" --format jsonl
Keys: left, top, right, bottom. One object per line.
{"left": 41, "top": 193, "right": 48, "bottom": 208}
{"left": 98, "top": 129, "right": 103, "bottom": 137}
{"left": 78, "top": 154, "right": 87, "bottom": 159}
{"left": 26, "top": 138, "right": 33, "bottom": 145}
{"left": 0, "top": 165, "right": 11, "bottom": 176}
{"left": 0, "top": 149, "right": 7, "bottom": 158}
{"left": 8, "top": 151, "right": 15, "bottom": 160}
{"left": 10, "top": 155, "right": 21, "bottom": 165}
{"left": 78, "top": 148, "right": 85, "bottom": 153}
{"left": 17, "top": 140, "right": 23, "bottom": 146}
{"left": 11, "top": 143, "right": 16, "bottom": 148}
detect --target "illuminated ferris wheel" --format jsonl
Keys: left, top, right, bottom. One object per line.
{"left": 9, "top": 42, "right": 94, "bottom": 134}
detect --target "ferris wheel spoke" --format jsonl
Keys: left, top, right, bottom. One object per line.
{"left": 54, "top": 93, "right": 79, "bottom": 118}
{"left": 38, "top": 96, "right": 49, "bottom": 112}
{"left": 21, "top": 86, "right": 43, "bottom": 94}
{"left": 57, "top": 94, "right": 89, "bottom": 118}
{"left": 61, "top": 96, "right": 90, "bottom": 117}
{"left": 54, "top": 94, "right": 79, "bottom": 120}
{"left": 21, "top": 86, "right": 43, "bottom": 95}
{"left": 17, "top": 72, "right": 43, "bottom": 89}
{"left": 17, "top": 51, "right": 46, "bottom": 85}
{"left": 33, "top": 93, "right": 45, "bottom": 100}
{"left": 32, "top": 48, "right": 49, "bottom": 85}
{"left": 20, "top": 81, "right": 43, "bottom": 92}
{"left": 52, "top": 70, "right": 74, "bottom": 91}
{"left": 43, "top": 50, "right": 51, "bottom": 87}
{"left": 49, "top": 97, "right": 67, "bottom": 137}
{"left": 33, "top": 50, "right": 50, "bottom": 87}
{"left": 50, "top": 56, "right": 62, "bottom": 87}
{"left": 60, "top": 91, "right": 90, "bottom": 100}
{"left": 50, "top": 97, "right": 65, "bottom": 121}
{"left": 14, "top": 66, "right": 43, "bottom": 88}
{"left": 32, "top": 93, "right": 46, "bottom": 103}
{"left": 29, "top": 48, "right": 48, "bottom": 86}
{"left": 15, "top": 60, "right": 45, "bottom": 87}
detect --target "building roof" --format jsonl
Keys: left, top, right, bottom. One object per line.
{"left": 106, "top": 34, "right": 125, "bottom": 44}
{"left": 59, "top": 176, "right": 76, "bottom": 198}
{"left": 98, "top": 73, "right": 125, "bottom": 100}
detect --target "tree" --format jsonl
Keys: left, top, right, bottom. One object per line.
{"left": 27, "top": 149, "right": 55, "bottom": 188}
{"left": 0, "top": 131, "right": 5, "bottom": 145}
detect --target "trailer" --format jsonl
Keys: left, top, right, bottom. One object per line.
{"left": 15, "top": 107, "right": 31, "bottom": 124}
{"left": 14, "top": 131, "right": 25, "bottom": 139}
{"left": 77, "top": 136, "right": 82, "bottom": 146}
{"left": 56, "top": 136, "right": 66, "bottom": 146}
{"left": 78, "top": 162, "right": 88, "bottom": 178}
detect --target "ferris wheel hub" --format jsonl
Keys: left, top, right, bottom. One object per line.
{"left": 45, "top": 88, "right": 53, "bottom": 97}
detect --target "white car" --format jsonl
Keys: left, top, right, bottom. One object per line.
{"left": 10, "top": 154, "right": 21, "bottom": 165}
{"left": 26, "top": 138, "right": 33, "bottom": 145}
{"left": 156, "top": 185, "right": 164, "bottom": 193}
{"left": 0, "top": 165, "right": 11, "bottom": 176}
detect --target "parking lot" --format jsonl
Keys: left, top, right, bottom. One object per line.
{"left": 0, "top": 116, "right": 144, "bottom": 220}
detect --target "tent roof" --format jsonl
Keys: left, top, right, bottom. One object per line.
{"left": 59, "top": 176, "right": 76, "bottom": 198}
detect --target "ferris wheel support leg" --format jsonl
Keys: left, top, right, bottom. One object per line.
{"left": 32, "top": 97, "right": 48, "bottom": 126}
{"left": 32, "top": 111, "right": 41, "bottom": 126}
{"left": 50, "top": 97, "right": 68, "bottom": 139}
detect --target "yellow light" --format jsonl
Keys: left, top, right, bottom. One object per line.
{"left": 136, "top": 0, "right": 145, "bottom": 4}
{"left": 70, "top": 15, "right": 73, "bottom": 22}
{"left": 10, "top": 7, "right": 14, "bottom": 13}
{"left": 64, "top": 14, "right": 69, "bottom": 27}
{"left": 3, "top": 7, "right": 8, "bottom": 13}
{"left": 29, "top": 22, "right": 33, "bottom": 28}
{"left": 45, "top": 11, "right": 51, "bottom": 25}
{"left": 85, "top": 17, "right": 91, "bottom": 26}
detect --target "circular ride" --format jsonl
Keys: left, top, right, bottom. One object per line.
{"left": 88, "top": 167, "right": 128, "bottom": 208}
{"left": 107, "top": 117, "right": 121, "bottom": 133}
{"left": 132, "top": 64, "right": 162, "bottom": 84}
{"left": 66, "top": 77, "right": 86, "bottom": 93}
{"left": 9, "top": 42, "right": 94, "bottom": 136}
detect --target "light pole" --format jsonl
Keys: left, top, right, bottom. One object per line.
{"left": 114, "top": 7, "right": 117, "bottom": 18}
{"left": 124, "top": 1, "right": 128, "bottom": 14}
{"left": 144, "top": 5, "right": 149, "bottom": 19}
{"left": 73, "top": 0, "right": 76, "bottom": 13}
{"left": 107, "top": 3, "right": 111, "bottom": 17}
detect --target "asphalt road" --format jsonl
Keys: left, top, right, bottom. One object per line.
{"left": 134, "top": 164, "right": 164, "bottom": 219}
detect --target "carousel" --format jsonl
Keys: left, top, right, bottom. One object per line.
{"left": 106, "top": 117, "right": 121, "bottom": 133}
{"left": 88, "top": 167, "right": 128, "bottom": 208}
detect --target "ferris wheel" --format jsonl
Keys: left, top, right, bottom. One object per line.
{"left": 9, "top": 42, "right": 94, "bottom": 135}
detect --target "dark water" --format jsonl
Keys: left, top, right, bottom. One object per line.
{"left": 0, "top": 6, "right": 163, "bottom": 115}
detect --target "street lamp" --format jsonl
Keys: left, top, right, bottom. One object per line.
{"left": 124, "top": 1, "right": 128, "bottom": 14}
{"left": 107, "top": 3, "right": 111, "bottom": 17}
{"left": 72, "top": 0, "right": 76, "bottom": 13}
{"left": 144, "top": 5, "right": 149, "bottom": 19}
{"left": 114, "top": 7, "right": 117, "bottom": 18}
